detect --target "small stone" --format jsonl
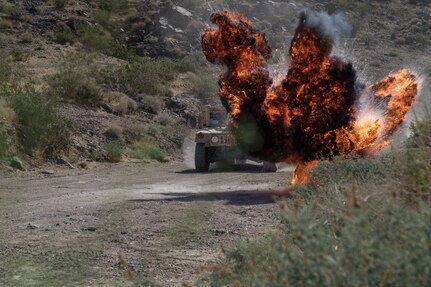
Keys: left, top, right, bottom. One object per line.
{"left": 10, "top": 158, "right": 24, "bottom": 170}
{"left": 57, "top": 158, "right": 76, "bottom": 169}
{"left": 27, "top": 223, "right": 39, "bottom": 230}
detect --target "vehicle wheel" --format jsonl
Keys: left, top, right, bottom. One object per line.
{"left": 195, "top": 143, "right": 209, "bottom": 172}
{"left": 263, "top": 161, "right": 277, "bottom": 172}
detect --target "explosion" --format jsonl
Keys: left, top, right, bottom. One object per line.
{"left": 202, "top": 10, "right": 419, "bottom": 185}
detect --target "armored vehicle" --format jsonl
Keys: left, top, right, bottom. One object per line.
{"left": 194, "top": 106, "right": 277, "bottom": 172}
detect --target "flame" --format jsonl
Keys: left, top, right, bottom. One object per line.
{"left": 202, "top": 11, "right": 419, "bottom": 185}
{"left": 291, "top": 160, "right": 318, "bottom": 185}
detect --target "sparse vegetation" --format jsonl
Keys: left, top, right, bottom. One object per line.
{"left": 168, "top": 201, "right": 211, "bottom": 247}
{"left": 50, "top": 60, "right": 104, "bottom": 108}
{"left": 131, "top": 140, "right": 166, "bottom": 162}
{"left": 154, "top": 112, "right": 176, "bottom": 126}
{"left": 190, "top": 72, "right": 218, "bottom": 100}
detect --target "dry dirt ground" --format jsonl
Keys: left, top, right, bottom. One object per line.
{"left": 0, "top": 160, "right": 293, "bottom": 286}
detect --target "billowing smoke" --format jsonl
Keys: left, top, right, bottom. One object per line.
{"left": 302, "top": 10, "right": 352, "bottom": 40}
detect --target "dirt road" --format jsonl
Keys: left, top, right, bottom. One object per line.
{"left": 0, "top": 161, "right": 292, "bottom": 286}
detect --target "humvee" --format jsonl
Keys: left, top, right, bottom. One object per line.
{"left": 194, "top": 106, "right": 277, "bottom": 172}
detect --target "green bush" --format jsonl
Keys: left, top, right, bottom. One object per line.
{"left": 198, "top": 199, "right": 431, "bottom": 287}
{"left": 131, "top": 140, "right": 166, "bottom": 162}
{"left": 78, "top": 26, "right": 112, "bottom": 53}
{"left": 310, "top": 155, "right": 393, "bottom": 187}
{"left": 10, "top": 89, "right": 70, "bottom": 158}
{"left": 104, "top": 141, "right": 123, "bottom": 162}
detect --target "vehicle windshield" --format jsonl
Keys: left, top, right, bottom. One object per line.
{"left": 210, "top": 111, "right": 228, "bottom": 127}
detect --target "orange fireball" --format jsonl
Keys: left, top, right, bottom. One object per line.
{"left": 202, "top": 10, "right": 418, "bottom": 185}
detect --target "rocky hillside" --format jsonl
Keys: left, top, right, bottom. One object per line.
{"left": 0, "top": 0, "right": 429, "bottom": 169}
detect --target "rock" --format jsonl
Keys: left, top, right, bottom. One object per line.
{"left": 82, "top": 227, "right": 97, "bottom": 232}
{"left": 102, "top": 103, "right": 116, "bottom": 114}
{"left": 172, "top": 5, "right": 193, "bottom": 17}
{"left": 57, "top": 158, "right": 76, "bottom": 169}
{"left": 41, "top": 170, "right": 55, "bottom": 175}
{"left": 27, "top": 223, "right": 39, "bottom": 230}
{"left": 10, "top": 158, "right": 24, "bottom": 170}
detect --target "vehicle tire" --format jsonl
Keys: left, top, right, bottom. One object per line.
{"left": 263, "top": 161, "right": 277, "bottom": 172}
{"left": 195, "top": 143, "right": 209, "bottom": 172}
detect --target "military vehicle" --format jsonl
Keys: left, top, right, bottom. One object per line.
{"left": 194, "top": 106, "right": 277, "bottom": 172}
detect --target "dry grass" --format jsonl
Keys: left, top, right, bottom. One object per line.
{"left": 140, "top": 95, "right": 164, "bottom": 114}
{"left": 117, "top": 94, "right": 138, "bottom": 115}
{"left": 104, "top": 122, "right": 123, "bottom": 139}
{"left": 20, "top": 31, "right": 34, "bottom": 43}
{"left": 154, "top": 112, "right": 177, "bottom": 126}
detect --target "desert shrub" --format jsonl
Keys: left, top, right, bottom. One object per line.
{"left": 104, "top": 141, "right": 123, "bottom": 162}
{"left": 10, "top": 89, "right": 70, "bottom": 158}
{"left": 20, "top": 31, "right": 33, "bottom": 43}
{"left": 401, "top": 147, "right": 431, "bottom": 198}
{"left": 0, "top": 52, "right": 11, "bottom": 86}
{"left": 94, "top": 9, "right": 117, "bottom": 33}
{"left": 198, "top": 197, "right": 431, "bottom": 287}
{"left": 190, "top": 72, "right": 218, "bottom": 100}
{"left": 114, "top": 94, "right": 138, "bottom": 115}
{"left": 0, "top": 128, "right": 9, "bottom": 159}
{"left": 409, "top": 117, "right": 431, "bottom": 147}
{"left": 140, "top": 95, "right": 164, "bottom": 114}
{"left": 78, "top": 25, "right": 112, "bottom": 53}
{"left": 11, "top": 48, "right": 30, "bottom": 62}
{"left": 99, "top": 0, "right": 130, "bottom": 13}
{"left": 99, "top": 57, "right": 179, "bottom": 96}
{"left": 0, "top": 98, "right": 16, "bottom": 123}
{"left": 54, "top": 0, "right": 68, "bottom": 9}
{"left": 2, "top": 5, "right": 22, "bottom": 21}
{"left": 125, "top": 58, "right": 178, "bottom": 95}
{"left": 199, "top": 115, "right": 431, "bottom": 286}
{"left": 104, "top": 123, "right": 123, "bottom": 139}
{"left": 310, "top": 155, "right": 393, "bottom": 187}
{"left": 154, "top": 112, "right": 176, "bottom": 126}
{"left": 50, "top": 67, "right": 104, "bottom": 107}
{"left": 131, "top": 140, "right": 166, "bottom": 162}
{"left": 55, "top": 27, "right": 76, "bottom": 45}
{"left": 73, "top": 80, "right": 104, "bottom": 107}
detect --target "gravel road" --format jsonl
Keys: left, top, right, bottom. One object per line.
{"left": 0, "top": 161, "right": 293, "bottom": 286}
